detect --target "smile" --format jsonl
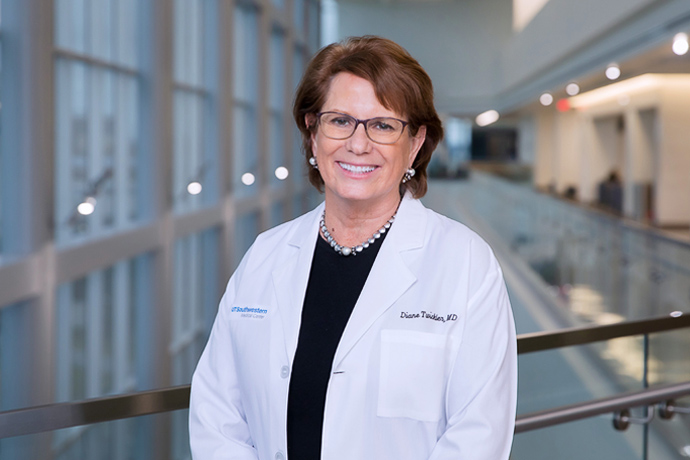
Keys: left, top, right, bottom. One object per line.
{"left": 338, "top": 162, "right": 377, "bottom": 174}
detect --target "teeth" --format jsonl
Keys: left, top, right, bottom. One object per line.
{"left": 339, "top": 162, "right": 376, "bottom": 174}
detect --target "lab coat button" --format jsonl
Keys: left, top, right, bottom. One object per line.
{"left": 280, "top": 366, "right": 289, "bottom": 379}
{"left": 275, "top": 452, "right": 285, "bottom": 460}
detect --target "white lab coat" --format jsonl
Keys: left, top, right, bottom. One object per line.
{"left": 190, "top": 194, "right": 517, "bottom": 460}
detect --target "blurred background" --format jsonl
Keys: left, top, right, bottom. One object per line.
{"left": 1, "top": 0, "right": 690, "bottom": 459}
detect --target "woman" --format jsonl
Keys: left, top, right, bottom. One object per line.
{"left": 190, "top": 36, "right": 517, "bottom": 460}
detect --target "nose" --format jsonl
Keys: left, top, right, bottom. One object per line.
{"left": 346, "top": 122, "right": 371, "bottom": 154}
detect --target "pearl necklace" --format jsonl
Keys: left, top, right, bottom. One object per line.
{"left": 320, "top": 211, "right": 396, "bottom": 256}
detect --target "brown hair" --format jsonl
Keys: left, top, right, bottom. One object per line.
{"left": 293, "top": 36, "right": 443, "bottom": 198}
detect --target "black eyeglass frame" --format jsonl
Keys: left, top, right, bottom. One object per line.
{"left": 315, "top": 111, "right": 410, "bottom": 145}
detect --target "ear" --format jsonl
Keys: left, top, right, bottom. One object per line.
{"left": 408, "top": 125, "right": 427, "bottom": 167}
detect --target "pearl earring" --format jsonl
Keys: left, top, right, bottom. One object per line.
{"left": 309, "top": 157, "right": 318, "bottom": 169}
{"left": 402, "top": 168, "right": 415, "bottom": 183}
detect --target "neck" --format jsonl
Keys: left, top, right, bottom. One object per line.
{"left": 322, "top": 194, "right": 402, "bottom": 247}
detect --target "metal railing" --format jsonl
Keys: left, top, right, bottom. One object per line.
{"left": 1, "top": 313, "right": 690, "bottom": 439}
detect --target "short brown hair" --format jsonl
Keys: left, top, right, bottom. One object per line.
{"left": 293, "top": 36, "right": 443, "bottom": 198}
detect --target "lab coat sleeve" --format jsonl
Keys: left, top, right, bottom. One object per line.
{"left": 189, "top": 252, "right": 260, "bottom": 460}
{"left": 429, "top": 255, "right": 517, "bottom": 460}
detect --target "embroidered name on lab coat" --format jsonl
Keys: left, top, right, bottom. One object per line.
{"left": 400, "top": 311, "right": 458, "bottom": 323}
{"left": 230, "top": 306, "right": 269, "bottom": 319}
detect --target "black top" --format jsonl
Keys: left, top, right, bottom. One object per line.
{"left": 286, "top": 230, "right": 387, "bottom": 460}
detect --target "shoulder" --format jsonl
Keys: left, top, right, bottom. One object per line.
{"left": 411, "top": 199, "right": 495, "bottom": 261}
{"left": 399, "top": 199, "right": 501, "bottom": 286}
{"left": 236, "top": 204, "right": 321, "bottom": 271}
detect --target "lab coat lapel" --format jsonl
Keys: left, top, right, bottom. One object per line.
{"left": 333, "top": 195, "right": 426, "bottom": 368}
{"left": 271, "top": 203, "right": 323, "bottom": 362}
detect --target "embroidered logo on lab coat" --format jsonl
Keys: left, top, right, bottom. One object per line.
{"left": 400, "top": 310, "right": 457, "bottom": 323}
{"left": 230, "top": 306, "right": 269, "bottom": 320}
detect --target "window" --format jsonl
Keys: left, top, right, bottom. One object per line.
{"left": 291, "top": 47, "right": 307, "bottom": 188}
{"left": 53, "top": 253, "right": 151, "bottom": 457}
{"left": 269, "top": 30, "right": 287, "bottom": 187}
{"left": 173, "top": 0, "right": 217, "bottom": 214}
{"left": 233, "top": 5, "right": 260, "bottom": 196}
{"left": 54, "top": 0, "right": 142, "bottom": 246}
{"left": 234, "top": 211, "right": 261, "bottom": 268}
{"left": 171, "top": 227, "right": 220, "bottom": 459}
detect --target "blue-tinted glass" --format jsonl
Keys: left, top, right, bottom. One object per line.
{"left": 293, "top": 0, "right": 305, "bottom": 30}
{"left": 54, "top": 59, "right": 141, "bottom": 246}
{"left": 271, "top": 201, "right": 285, "bottom": 227}
{"left": 56, "top": 0, "right": 138, "bottom": 68}
{"left": 172, "top": 228, "right": 219, "bottom": 385}
{"left": 234, "top": 211, "right": 261, "bottom": 269}
{"left": 0, "top": 302, "right": 32, "bottom": 412}
{"left": 233, "top": 5, "right": 260, "bottom": 195}
{"left": 173, "top": 90, "right": 207, "bottom": 214}
{"left": 174, "top": 0, "right": 204, "bottom": 86}
{"left": 269, "top": 31, "right": 286, "bottom": 187}
{"left": 291, "top": 48, "right": 306, "bottom": 184}
{"left": 54, "top": 253, "right": 150, "bottom": 417}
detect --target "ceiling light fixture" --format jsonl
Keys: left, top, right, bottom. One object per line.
{"left": 673, "top": 33, "right": 689, "bottom": 56}
{"left": 565, "top": 82, "right": 580, "bottom": 96}
{"left": 539, "top": 92, "right": 553, "bottom": 106}
{"left": 606, "top": 63, "right": 621, "bottom": 80}
{"left": 475, "top": 110, "right": 499, "bottom": 127}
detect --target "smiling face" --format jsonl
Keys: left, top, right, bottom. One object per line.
{"left": 310, "top": 72, "right": 426, "bottom": 213}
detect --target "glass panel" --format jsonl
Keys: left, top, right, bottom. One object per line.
{"left": 293, "top": 0, "right": 305, "bottom": 31}
{"left": 271, "top": 201, "right": 285, "bottom": 228}
{"left": 291, "top": 47, "right": 306, "bottom": 184}
{"left": 234, "top": 211, "right": 261, "bottom": 269}
{"left": 55, "top": 253, "right": 151, "bottom": 407}
{"left": 174, "top": 0, "right": 204, "bottom": 87}
{"left": 512, "top": 417, "right": 643, "bottom": 459}
{"left": 425, "top": 174, "right": 690, "bottom": 324}
{"left": 0, "top": 302, "right": 32, "bottom": 413}
{"left": 269, "top": 31, "right": 286, "bottom": 188}
{"left": 171, "top": 227, "right": 219, "bottom": 387}
{"left": 173, "top": 90, "right": 207, "bottom": 214}
{"left": 54, "top": 59, "right": 141, "bottom": 246}
{"left": 56, "top": 0, "right": 138, "bottom": 68}
{"left": 233, "top": 5, "right": 260, "bottom": 195}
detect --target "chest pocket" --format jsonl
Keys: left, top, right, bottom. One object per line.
{"left": 377, "top": 329, "right": 457, "bottom": 422}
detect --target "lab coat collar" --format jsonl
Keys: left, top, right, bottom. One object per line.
{"left": 271, "top": 194, "right": 428, "bottom": 365}
{"left": 335, "top": 193, "right": 426, "bottom": 368}
{"left": 272, "top": 201, "right": 324, "bottom": 363}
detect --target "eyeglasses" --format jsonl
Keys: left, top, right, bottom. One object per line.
{"left": 316, "top": 112, "right": 409, "bottom": 145}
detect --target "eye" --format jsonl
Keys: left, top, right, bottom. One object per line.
{"left": 370, "top": 119, "right": 397, "bottom": 132}
{"left": 325, "top": 114, "right": 354, "bottom": 128}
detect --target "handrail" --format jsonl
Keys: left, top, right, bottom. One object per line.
{"left": 1, "top": 313, "right": 689, "bottom": 439}
{"left": 0, "top": 385, "right": 190, "bottom": 439}
{"left": 515, "top": 380, "right": 690, "bottom": 433}
{"left": 518, "top": 313, "right": 690, "bottom": 354}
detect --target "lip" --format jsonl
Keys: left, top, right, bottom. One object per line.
{"left": 337, "top": 161, "right": 379, "bottom": 176}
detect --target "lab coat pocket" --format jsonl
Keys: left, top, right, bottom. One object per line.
{"left": 377, "top": 329, "right": 452, "bottom": 422}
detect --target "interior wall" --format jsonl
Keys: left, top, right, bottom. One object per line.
{"left": 337, "top": 0, "right": 512, "bottom": 113}
{"left": 656, "top": 80, "right": 690, "bottom": 225}
{"left": 336, "top": 0, "right": 660, "bottom": 114}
